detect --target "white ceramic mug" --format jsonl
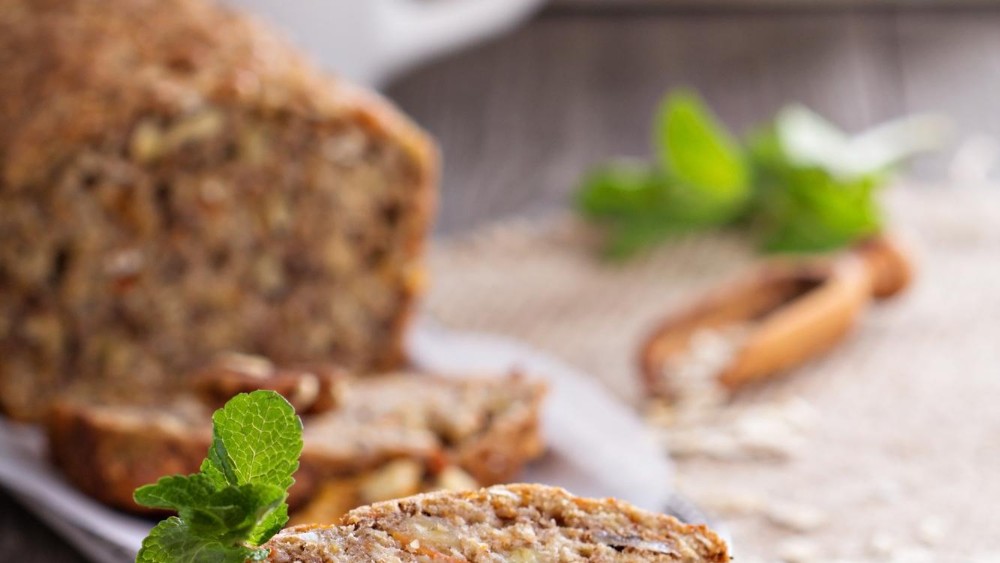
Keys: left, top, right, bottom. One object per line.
{"left": 222, "top": 0, "right": 544, "bottom": 87}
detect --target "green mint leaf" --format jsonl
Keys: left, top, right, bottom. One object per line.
{"left": 204, "top": 390, "right": 302, "bottom": 490}
{"left": 655, "top": 91, "right": 749, "bottom": 203}
{"left": 772, "top": 105, "right": 850, "bottom": 174}
{"left": 135, "top": 391, "right": 302, "bottom": 562}
{"left": 575, "top": 164, "right": 710, "bottom": 258}
{"left": 574, "top": 88, "right": 939, "bottom": 258}
{"left": 603, "top": 218, "right": 676, "bottom": 260}
{"left": 199, "top": 457, "right": 229, "bottom": 491}
{"left": 134, "top": 474, "right": 216, "bottom": 513}
{"left": 774, "top": 106, "right": 948, "bottom": 180}
{"left": 184, "top": 483, "right": 286, "bottom": 542}
{"left": 749, "top": 127, "right": 882, "bottom": 253}
{"left": 202, "top": 438, "right": 237, "bottom": 489}
{"left": 575, "top": 161, "right": 666, "bottom": 220}
{"left": 576, "top": 161, "right": 747, "bottom": 258}
{"left": 757, "top": 171, "right": 882, "bottom": 253}
{"left": 246, "top": 503, "right": 288, "bottom": 546}
{"left": 137, "top": 517, "right": 257, "bottom": 563}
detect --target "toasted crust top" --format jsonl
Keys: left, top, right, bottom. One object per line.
{"left": 266, "top": 484, "right": 730, "bottom": 562}
{"left": 0, "top": 0, "right": 434, "bottom": 189}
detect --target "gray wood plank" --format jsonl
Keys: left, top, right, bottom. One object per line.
{"left": 894, "top": 12, "right": 1000, "bottom": 180}
{"left": 550, "top": 0, "right": 1000, "bottom": 10}
{"left": 388, "top": 11, "right": 903, "bottom": 233}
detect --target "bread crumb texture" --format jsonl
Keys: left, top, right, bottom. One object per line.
{"left": 265, "top": 484, "right": 730, "bottom": 562}
{"left": 46, "top": 373, "right": 544, "bottom": 519}
{"left": 0, "top": 0, "right": 437, "bottom": 421}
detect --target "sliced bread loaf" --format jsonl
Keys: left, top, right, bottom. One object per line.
{"left": 265, "top": 484, "right": 730, "bottom": 562}
{"left": 46, "top": 372, "right": 545, "bottom": 520}
{"left": 0, "top": 0, "right": 437, "bottom": 421}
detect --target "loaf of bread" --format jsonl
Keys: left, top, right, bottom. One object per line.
{"left": 264, "top": 484, "right": 730, "bottom": 562}
{"left": 46, "top": 372, "right": 545, "bottom": 520}
{"left": 0, "top": 0, "right": 437, "bottom": 421}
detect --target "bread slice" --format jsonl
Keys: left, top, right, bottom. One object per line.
{"left": 264, "top": 484, "right": 730, "bottom": 562}
{"left": 46, "top": 373, "right": 544, "bottom": 520}
{"left": 0, "top": 0, "right": 437, "bottom": 421}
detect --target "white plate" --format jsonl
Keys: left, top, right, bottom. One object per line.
{"left": 223, "top": 0, "right": 545, "bottom": 86}
{"left": 0, "top": 321, "right": 673, "bottom": 563}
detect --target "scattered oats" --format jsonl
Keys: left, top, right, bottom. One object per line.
{"left": 776, "top": 396, "right": 821, "bottom": 432}
{"left": 409, "top": 540, "right": 420, "bottom": 550}
{"left": 887, "top": 547, "right": 934, "bottom": 563}
{"left": 737, "top": 435, "right": 798, "bottom": 460}
{"left": 673, "top": 386, "right": 730, "bottom": 420}
{"left": 915, "top": 516, "right": 947, "bottom": 546}
{"left": 647, "top": 332, "right": 823, "bottom": 464}
{"left": 869, "top": 531, "right": 898, "bottom": 557}
{"left": 659, "top": 402, "right": 809, "bottom": 461}
{"left": 657, "top": 325, "right": 747, "bottom": 407}
{"left": 968, "top": 552, "right": 1000, "bottom": 563}
{"left": 765, "top": 502, "right": 829, "bottom": 533}
{"left": 665, "top": 428, "right": 741, "bottom": 460}
{"left": 696, "top": 490, "right": 766, "bottom": 517}
{"left": 731, "top": 409, "right": 803, "bottom": 460}
{"left": 870, "top": 478, "right": 906, "bottom": 504}
{"left": 778, "top": 537, "right": 822, "bottom": 562}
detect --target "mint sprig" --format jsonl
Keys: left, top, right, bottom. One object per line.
{"left": 576, "top": 90, "right": 946, "bottom": 258}
{"left": 577, "top": 92, "right": 751, "bottom": 258}
{"left": 134, "top": 391, "right": 303, "bottom": 562}
{"left": 656, "top": 91, "right": 749, "bottom": 205}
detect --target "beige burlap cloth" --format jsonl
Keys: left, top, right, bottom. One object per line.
{"left": 423, "top": 187, "right": 1000, "bottom": 561}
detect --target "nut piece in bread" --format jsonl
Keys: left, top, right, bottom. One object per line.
{"left": 0, "top": 0, "right": 437, "bottom": 421}
{"left": 290, "top": 463, "right": 482, "bottom": 527}
{"left": 265, "top": 484, "right": 730, "bottom": 562}
{"left": 192, "top": 353, "right": 348, "bottom": 414}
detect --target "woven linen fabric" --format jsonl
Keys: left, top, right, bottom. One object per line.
{"left": 423, "top": 187, "right": 1000, "bottom": 560}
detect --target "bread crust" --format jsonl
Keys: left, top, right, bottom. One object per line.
{"left": 266, "top": 484, "right": 730, "bottom": 562}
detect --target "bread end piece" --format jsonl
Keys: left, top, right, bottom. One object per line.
{"left": 46, "top": 399, "right": 211, "bottom": 513}
{"left": 265, "top": 484, "right": 730, "bottom": 562}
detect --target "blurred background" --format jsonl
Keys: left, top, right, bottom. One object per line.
{"left": 7, "top": 0, "right": 1000, "bottom": 563}
{"left": 233, "top": 2, "right": 1000, "bottom": 559}
{"left": 382, "top": 1, "right": 1000, "bottom": 233}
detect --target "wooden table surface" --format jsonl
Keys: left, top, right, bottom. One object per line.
{"left": 390, "top": 3, "right": 1000, "bottom": 234}
{"left": 4, "top": 4, "right": 999, "bottom": 560}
